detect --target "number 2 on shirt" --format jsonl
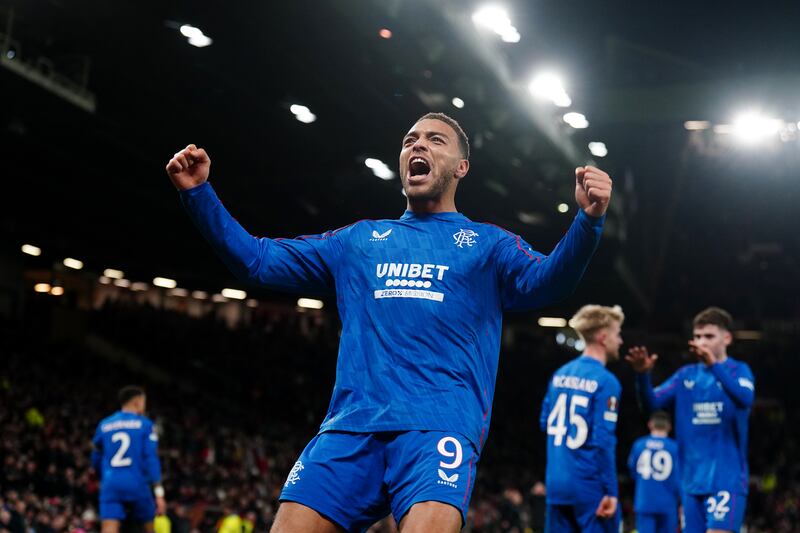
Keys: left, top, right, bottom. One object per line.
{"left": 110, "top": 431, "right": 133, "bottom": 467}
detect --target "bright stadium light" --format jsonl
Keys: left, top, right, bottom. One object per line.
{"left": 103, "top": 268, "right": 124, "bottom": 279}
{"left": 290, "top": 104, "right": 316, "bottom": 124}
{"left": 99, "top": 276, "right": 111, "bottom": 285}
{"left": 298, "top": 297, "right": 324, "bottom": 310}
{"left": 192, "top": 290, "right": 208, "bottom": 300}
{"left": 452, "top": 97, "right": 465, "bottom": 109}
{"left": 563, "top": 112, "right": 589, "bottom": 129}
{"left": 188, "top": 34, "right": 213, "bottom": 48}
{"left": 732, "top": 112, "right": 782, "bottom": 144}
{"left": 529, "top": 72, "right": 571, "bottom": 108}
{"left": 364, "top": 158, "right": 395, "bottom": 180}
{"left": 472, "top": 6, "right": 521, "bottom": 43}
{"left": 50, "top": 286, "right": 64, "bottom": 296}
{"left": 34, "top": 283, "right": 51, "bottom": 293}
{"left": 21, "top": 244, "right": 41, "bottom": 256}
{"left": 152, "top": 277, "right": 177, "bottom": 289}
{"left": 574, "top": 339, "right": 586, "bottom": 351}
{"left": 221, "top": 288, "right": 247, "bottom": 300}
{"left": 113, "top": 279, "right": 131, "bottom": 288}
{"left": 684, "top": 120, "right": 711, "bottom": 131}
{"left": 63, "top": 257, "right": 83, "bottom": 270}
{"left": 538, "top": 317, "right": 567, "bottom": 328}
{"left": 180, "top": 25, "right": 212, "bottom": 48}
{"left": 211, "top": 293, "right": 228, "bottom": 303}
{"left": 588, "top": 142, "right": 608, "bottom": 157}
{"left": 557, "top": 203, "right": 569, "bottom": 213}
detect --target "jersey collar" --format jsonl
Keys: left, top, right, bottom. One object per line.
{"left": 400, "top": 210, "right": 470, "bottom": 222}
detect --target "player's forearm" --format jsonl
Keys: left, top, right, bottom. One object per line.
{"left": 709, "top": 363, "right": 754, "bottom": 408}
{"left": 519, "top": 210, "right": 604, "bottom": 305}
{"left": 180, "top": 182, "right": 270, "bottom": 283}
{"left": 634, "top": 373, "right": 660, "bottom": 411}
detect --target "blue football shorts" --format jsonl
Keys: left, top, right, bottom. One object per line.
{"left": 546, "top": 501, "right": 620, "bottom": 533}
{"left": 279, "top": 430, "right": 479, "bottom": 532}
{"left": 683, "top": 490, "right": 746, "bottom": 533}
{"left": 99, "top": 491, "right": 155, "bottom": 522}
{"left": 635, "top": 510, "right": 679, "bottom": 533}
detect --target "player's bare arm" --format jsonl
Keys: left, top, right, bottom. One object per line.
{"left": 166, "top": 144, "right": 210, "bottom": 191}
{"left": 625, "top": 345, "right": 658, "bottom": 373}
{"left": 575, "top": 165, "right": 613, "bottom": 218}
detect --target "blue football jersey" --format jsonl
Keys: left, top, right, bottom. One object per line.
{"left": 540, "top": 355, "right": 621, "bottom": 504}
{"left": 636, "top": 358, "right": 754, "bottom": 495}
{"left": 181, "top": 182, "right": 603, "bottom": 448}
{"left": 627, "top": 435, "right": 681, "bottom": 514}
{"left": 91, "top": 411, "right": 161, "bottom": 498}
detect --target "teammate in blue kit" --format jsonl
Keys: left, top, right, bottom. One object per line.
{"left": 540, "top": 304, "right": 623, "bottom": 533}
{"left": 627, "top": 411, "right": 681, "bottom": 533}
{"left": 166, "top": 113, "right": 613, "bottom": 532}
{"left": 626, "top": 307, "right": 754, "bottom": 533}
{"left": 91, "top": 386, "right": 166, "bottom": 533}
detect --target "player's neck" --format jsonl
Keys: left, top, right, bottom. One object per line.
{"left": 716, "top": 352, "right": 729, "bottom": 363}
{"left": 650, "top": 430, "right": 668, "bottom": 438}
{"left": 582, "top": 345, "right": 608, "bottom": 366}
{"left": 121, "top": 406, "right": 139, "bottom": 415}
{"left": 406, "top": 196, "right": 458, "bottom": 214}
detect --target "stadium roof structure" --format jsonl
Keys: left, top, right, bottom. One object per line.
{"left": 3, "top": 0, "right": 799, "bottom": 322}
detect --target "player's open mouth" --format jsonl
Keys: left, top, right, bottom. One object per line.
{"left": 408, "top": 156, "right": 431, "bottom": 182}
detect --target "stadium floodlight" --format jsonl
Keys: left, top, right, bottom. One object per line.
{"left": 180, "top": 25, "right": 212, "bottom": 48}
{"left": 732, "top": 112, "right": 782, "bottom": 144}
{"left": 452, "top": 97, "right": 465, "bottom": 109}
{"left": 131, "top": 282, "right": 148, "bottom": 291}
{"left": 574, "top": 339, "right": 586, "bottom": 351}
{"left": 557, "top": 203, "right": 569, "bottom": 213}
{"left": 21, "top": 244, "right": 41, "bottom": 256}
{"left": 103, "top": 268, "right": 124, "bottom": 279}
{"left": 684, "top": 120, "right": 711, "bottom": 131}
{"left": 588, "top": 142, "right": 608, "bottom": 157}
{"left": 555, "top": 332, "right": 566, "bottom": 345}
{"left": 713, "top": 124, "right": 733, "bottom": 134}
{"left": 364, "top": 158, "right": 395, "bottom": 180}
{"left": 379, "top": 28, "right": 392, "bottom": 39}
{"left": 113, "top": 279, "right": 131, "bottom": 288}
{"left": 99, "top": 276, "right": 111, "bottom": 285}
{"left": 472, "top": 6, "right": 521, "bottom": 43}
{"left": 50, "top": 286, "right": 64, "bottom": 296}
{"left": 290, "top": 104, "right": 317, "bottom": 124}
{"left": 34, "top": 283, "right": 51, "bottom": 293}
{"left": 529, "top": 72, "right": 571, "bottom": 108}
{"left": 63, "top": 257, "right": 84, "bottom": 270}
{"left": 538, "top": 317, "right": 567, "bottom": 328}
{"left": 152, "top": 277, "right": 177, "bottom": 289}
{"left": 298, "top": 297, "right": 324, "bottom": 310}
{"left": 221, "top": 288, "right": 247, "bottom": 300}
{"left": 563, "top": 112, "right": 589, "bottom": 129}
{"left": 211, "top": 293, "right": 228, "bottom": 303}
{"left": 191, "top": 290, "right": 208, "bottom": 300}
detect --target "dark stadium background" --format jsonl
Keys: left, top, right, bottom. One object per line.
{"left": 1, "top": 0, "right": 799, "bottom": 531}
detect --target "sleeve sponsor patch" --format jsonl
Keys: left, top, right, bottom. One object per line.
{"left": 603, "top": 411, "right": 618, "bottom": 422}
{"left": 738, "top": 377, "right": 754, "bottom": 390}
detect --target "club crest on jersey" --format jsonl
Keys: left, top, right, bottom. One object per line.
{"left": 453, "top": 229, "right": 479, "bottom": 248}
{"left": 683, "top": 380, "right": 695, "bottom": 389}
{"left": 370, "top": 228, "right": 392, "bottom": 242}
{"left": 607, "top": 396, "right": 618, "bottom": 412}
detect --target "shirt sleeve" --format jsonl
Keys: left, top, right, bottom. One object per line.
{"left": 626, "top": 440, "right": 638, "bottom": 477}
{"left": 180, "top": 182, "right": 341, "bottom": 294}
{"left": 539, "top": 383, "right": 553, "bottom": 432}
{"left": 594, "top": 377, "right": 621, "bottom": 497}
{"left": 91, "top": 426, "right": 103, "bottom": 473}
{"left": 143, "top": 421, "right": 162, "bottom": 484}
{"left": 494, "top": 210, "right": 604, "bottom": 311}
{"left": 709, "top": 361, "right": 755, "bottom": 409}
{"left": 635, "top": 369, "right": 681, "bottom": 412}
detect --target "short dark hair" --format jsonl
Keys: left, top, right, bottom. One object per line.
{"left": 650, "top": 411, "right": 671, "bottom": 430}
{"left": 418, "top": 112, "right": 470, "bottom": 160}
{"left": 118, "top": 385, "right": 145, "bottom": 406}
{"left": 693, "top": 307, "right": 733, "bottom": 332}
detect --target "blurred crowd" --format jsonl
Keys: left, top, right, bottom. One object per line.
{"left": 1, "top": 296, "right": 799, "bottom": 532}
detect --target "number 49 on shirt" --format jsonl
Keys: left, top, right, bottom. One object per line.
{"left": 546, "top": 393, "right": 589, "bottom": 449}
